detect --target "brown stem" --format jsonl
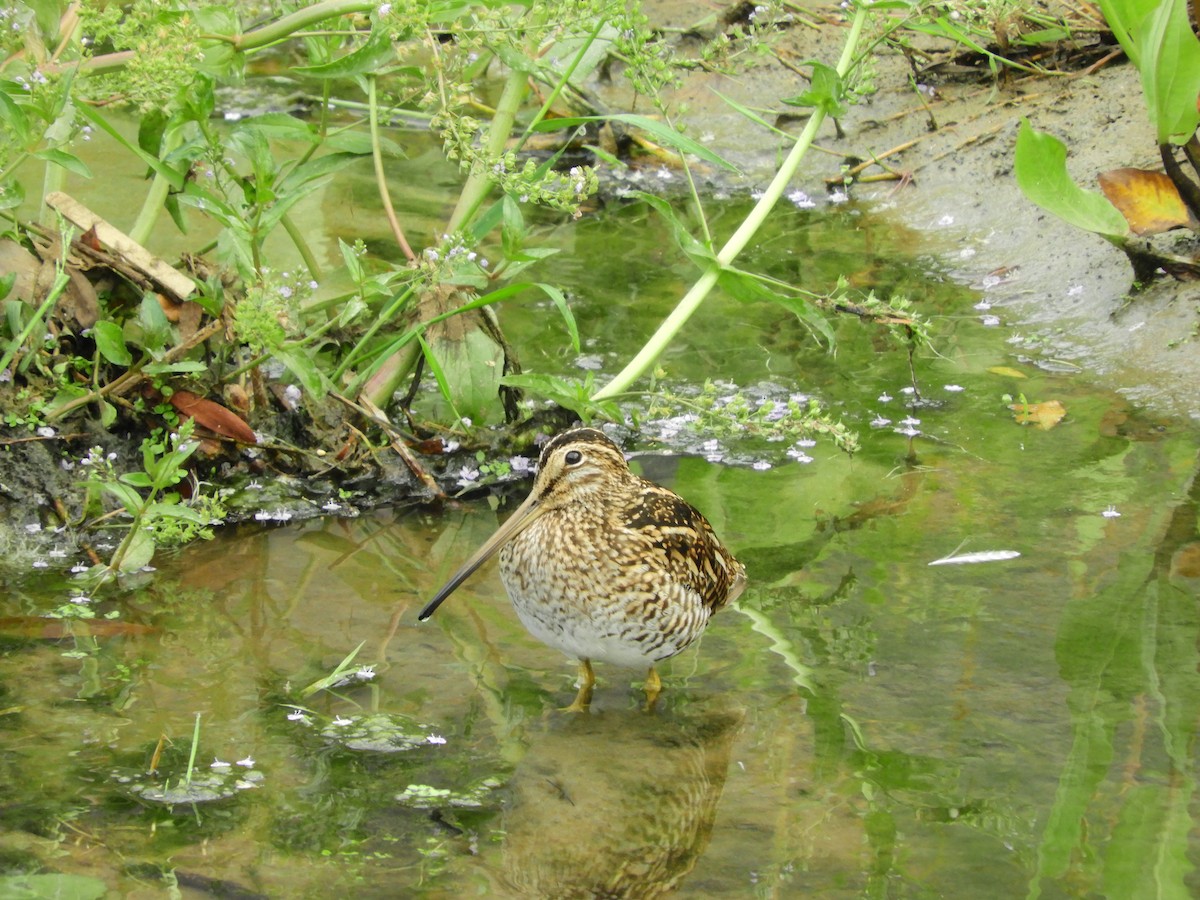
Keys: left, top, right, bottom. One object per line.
{"left": 1160, "top": 143, "right": 1200, "bottom": 222}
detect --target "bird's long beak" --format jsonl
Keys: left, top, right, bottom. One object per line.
{"left": 418, "top": 494, "right": 547, "bottom": 621}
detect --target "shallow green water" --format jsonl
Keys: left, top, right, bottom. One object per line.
{"left": 4, "top": 150, "right": 1200, "bottom": 897}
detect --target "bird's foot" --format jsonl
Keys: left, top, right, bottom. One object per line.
{"left": 642, "top": 666, "right": 662, "bottom": 712}
{"left": 559, "top": 660, "right": 595, "bottom": 713}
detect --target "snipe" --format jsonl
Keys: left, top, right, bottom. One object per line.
{"left": 419, "top": 428, "right": 746, "bottom": 710}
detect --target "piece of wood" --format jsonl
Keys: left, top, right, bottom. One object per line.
{"left": 44, "top": 191, "right": 195, "bottom": 301}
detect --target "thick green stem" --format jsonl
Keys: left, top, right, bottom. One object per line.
{"left": 128, "top": 126, "right": 183, "bottom": 246}
{"left": 592, "top": 6, "right": 867, "bottom": 402}
{"left": 445, "top": 68, "right": 529, "bottom": 234}
{"left": 229, "top": 0, "right": 375, "bottom": 52}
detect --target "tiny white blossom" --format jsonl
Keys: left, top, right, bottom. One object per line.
{"left": 426, "top": 734, "right": 447, "bottom": 745}
{"left": 211, "top": 758, "right": 231, "bottom": 769}
{"left": 378, "top": 2, "right": 392, "bottom": 14}
{"left": 237, "top": 756, "right": 256, "bottom": 767}
{"left": 355, "top": 665, "right": 376, "bottom": 681}
{"left": 36, "top": 426, "right": 55, "bottom": 438}
{"left": 1102, "top": 505, "right": 1121, "bottom": 518}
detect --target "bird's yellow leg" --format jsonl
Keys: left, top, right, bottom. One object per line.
{"left": 643, "top": 665, "right": 662, "bottom": 710}
{"left": 561, "top": 659, "right": 595, "bottom": 713}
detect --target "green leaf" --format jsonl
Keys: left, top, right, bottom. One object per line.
{"left": 1137, "top": 0, "right": 1200, "bottom": 145}
{"left": 93, "top": 320, "right": 133, "bottom": 366}
{"left": 273, "top": 344, "right": 329, "bottom": 397}
{"left": 633, "top": 191, "right": 716, "bottom": 270}
{"left": 534, "top": 283, "right": 579, "bottom": 353}
{"left": 119, "top": 471, "right": 154, "bottom": 488}
{"left": 99, "top": 399, "right": 117, "bottom": 428}
{"left": 530, "top": 114, "right": 739, "bottom": 173}
{"left": 293, "top": 27, "right": 396, "bottom": 79}
{"left": 136, "top": 291, "right": 174, "bottom": 355}
{"left": 500, "top": 372, "right": 619, "bottom": 423}
{"left": 1014, "top": 119, "right": 1128, "bottom": 240}
{"left": 76, "top": 105, "right": 186, "bottom": 191}
{"left": 117, "top": 526, "right": 157, "bottom": 572}
{"left": 0, "top": 88, "right": 30, "bottom": 143}
{"left": 781, "top": 62, "right": 847, "bottom": 118}
{"left": 33, "top": 148, "right": 93, "bottom": 179}
{"left": 718, "top": 268, "right": 835, "bottom": 347}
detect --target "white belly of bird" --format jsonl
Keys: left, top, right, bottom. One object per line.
{"left": 500, "top": 566, "right": 708, "bottom": 669}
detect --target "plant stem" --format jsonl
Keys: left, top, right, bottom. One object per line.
{"left": 593, "top": 5, "right": 868, "bottom": 401}
{"left": 0, "top": 269, "right": 70, "bottom": 377}
{"left": 367, "top": 75, "right": 416, "bottom": 262}
{"left": 129, "top": 126, "right": 182, "bottom": 246}
{"left": 446, "top": 67, "right": 530, "bottom": 234}
{"left": 228, "top": 0, "right": 376, "bottom": 52}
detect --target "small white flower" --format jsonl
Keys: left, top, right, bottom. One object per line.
{"left": 24, "top": 523, "right": 41, "bottom": 534}
{"left": 877, "top": 393, "right": 892, "bottom": 403}
{"left": 287, "top": 710, "right": 312, "bottom": 724}
{"left": 944, "top": 384, "right": 964, "bottom": 392}
{"left": 284, "top": 384, "right": 302, "bottom": 404}
{"left": 211, "top": 758, "right": 231, "bottom": 769}
{"left": 752, "top": 460, "right": 772, "bottom": 470}
{"left": 510, "top": 456, "right": 531, "bottom": 473}
{"left": 322, "top": 500, "right": 341, "bottom": 512}
{"left": 236, "top": 756, "right": 256, "bottom": 767}
{"left": 355, "top": 665, "right": 376, "bottom": 681}
{"left": 426, "top": 734, "right": 447, "bottom": 745}
{"left": 1102, "top": 505, "right": 1121, "bottom": 518}
{"left": 981, "top": 314, "right": 1001, "bottom": 326}
{"left": 378, "top": 2, "right": 393, "bottom": 14}
{"left": 36, "top": 426, "right": 56, "bottom": 438}
{"left": 333, "top": 715, "right": 353, "bottom": 726}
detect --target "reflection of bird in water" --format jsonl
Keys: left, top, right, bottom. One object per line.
{"left": 497, "top": 707, "right": 744, "bottom": 898}
{"left": 420, "top": 428, "right": 746, "bottom": 710}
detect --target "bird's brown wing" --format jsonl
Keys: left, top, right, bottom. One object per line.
{"left": 622, "top": 483, "right": 744, "bottom": 615}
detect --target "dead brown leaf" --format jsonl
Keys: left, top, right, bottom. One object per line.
{"left": 1010, "top": 399, "right": 1066, "bottom": 430}
{"left": 1098, "top": 167, "right": 1199, "bottom": 235}
{"left": 169, "top": 390, "right": 258, "bottom": 444}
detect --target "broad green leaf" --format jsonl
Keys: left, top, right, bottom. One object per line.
{"left": 33, "top": 148, "right": 92, "bottom": 179}
{"left": 781, "top": 62, "right": 847, "bottom": 118}
{"left": 1014, "top": 119, "right": 1128, "bottom": 240}
{"left": 0, "top": 88, "right": 30, "bottom": 143}
{"left": 1137, "top": 0, "right": 1200, "bottom": 145}
{"left": 117, "top": 527, "right": 157, "bottom": 572}
{"left": 274, "top": 344, "right": 329, "bottom": 397}
{"left": 293, "top": 27, "right": 396, "bottom": 79}
{"left": 93, "top": 320, "right": 133, "bottom": 366}
{"left": 99, "top": 399, "right": 117, "bottom": 428}
{"left": 531, "top": 114, "right": 739, "bottom": 173}
{"left": 1097, "top": 0, "right": 1161, "bottom": 66}
{"left": 136, "top": 291, "right": 174, "bottom": 354}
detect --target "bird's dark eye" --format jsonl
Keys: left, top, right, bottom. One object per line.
{"left": 565, "top": 450, "right": 583, "bottom": 465}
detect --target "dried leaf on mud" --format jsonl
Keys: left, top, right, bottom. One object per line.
{"left": 1098, "top": 167, "right": 1199, "bottom": 235}
{"left": 169, "top": 390, "right": 258, "bottom": 444}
